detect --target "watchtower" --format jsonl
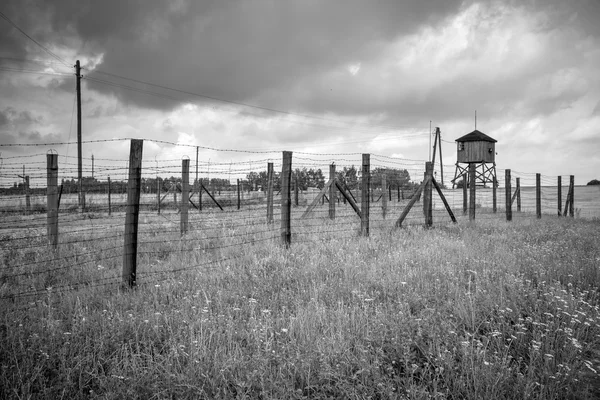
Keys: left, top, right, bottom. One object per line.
{"left": 452, "top": 129, "right": 497, "bottom": 188}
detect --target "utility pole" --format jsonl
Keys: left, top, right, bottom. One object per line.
{"left": 75, "top": 60, "right": 83, "bottom": 211}
{"left": 91, "top": 154, "right": 94, "bottom": 178}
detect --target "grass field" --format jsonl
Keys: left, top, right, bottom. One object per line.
{"left": 1, "top": 204, "right": 599, "bottom": 399}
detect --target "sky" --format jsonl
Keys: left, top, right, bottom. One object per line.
{"left": 0, "top": 0, "right": 599, "bottom": 186}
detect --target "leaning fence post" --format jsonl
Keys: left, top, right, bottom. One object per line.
{"left": 569, "top": 175, "right": 575, "bottom": 217}
{"left": 266, "top": 162, "right": 274, "bottom": 223}
{"left": 361, "top": 154, "right": 370, "bottom": 236}
{"left": 557, "top": 176, "right": 562, "bottom": 217}
{"left": 505, "top": 169, "right": 512, "bottom": 221}
{"left": 181, "top": 158, "right": 189, "bottom": 235}
{"left": 281, "top": 151, "right": 292, "bottom": 247}
{"left": 329, "top": 163, "right": 336, "bottom": 220}
{"left": 536, "top": 173, "right": 541, "bottom": 218}
{"left": 123, "top": 139, "right": 143, "bottom": 288}
{"left": 46, "top": 153, "right": 58, "bottom": 248}
{"left": 469, "top": 163, "right": 476, "bottom": 221}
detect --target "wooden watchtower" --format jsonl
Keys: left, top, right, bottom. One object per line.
{"left": 451, "top": 129, "right": 497, "bottom": 188}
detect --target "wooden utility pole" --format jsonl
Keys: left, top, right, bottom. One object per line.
{"left": 462, "top": 173, "right": 468, "bottom": 215}
{"left": 280, "top": 152, "right": 292, "bottom": 248}
{"left": 91, "top": 154, "right": 94, "bottom": 178}
{"left": 438, "top": 129, "right": 444, "bottom": 187}
{"left": 75, "top": 60, "right": 83, "bottom": 212}
{"left": 492, "top": 177, "right": 497, "bottom": 213}
{"left": 123, "top": 139, "right": 143, "bottom": 288}
{"left": 237, "top": 179, "right": 241, "bottom": 210}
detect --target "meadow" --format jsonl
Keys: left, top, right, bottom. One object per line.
{"left": 1, "top": 198, "right": 599, "bottom": 399}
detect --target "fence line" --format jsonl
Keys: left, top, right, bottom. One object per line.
{"left": 1, "top": 139, "right": 598, "bottom": 309}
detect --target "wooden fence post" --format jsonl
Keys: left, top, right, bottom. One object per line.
{"left": 505, "top": 169, "right": 512, "bottom": 222}
{"left": 462, "top": 173, "right": 468, "bottom": 215}
{"left": 557, "top": 176, "right": 562, "bottom": 217}
{"left": 361, "top": 154, "right": 370, "bottom": 236}
{"left": 569, "top": 175, "right": 575, "bottom": 217}
{"left": 123, "top": 139, "right": 143, "bottom": 288}
{"left": 536, "top": 173, "right": 541, "bottom": 218}
{"left": 382, "top": 174, "right": 387, "bottom": 219}
{"left": 516, "top": 177, "right": 521, "bottom": 212}
{"left": 25, "top": 176, "right": 31, "bottom": 214}
{"left": 294, "top": 177, "right": 299, "bottom": 207}
{"left": 108, "top": 176, "right": 112, "bottom": 216}
{"left": 329, "top": 163, "right": 336, "bottom": 220}
{"left": 181, "top": 158, "right": 189, "bottom": 235}
{"left": 281, "top": 151, "right": 292, "bottom": 247}
{"left": 237, "top": 179, "right": 241, "bottom": 210}
{"left": 424, "top": 162, "right": 433, "bottom": 227}
{"left": 156, "top": 179, "right": 160, "bottom": 214}
{"left": 469, "top": 163, "right": 476, "bottom": 221}
{"left": 397, "top": 186, "right": 400, "bottom": 202}
{"left": 267, "top": 162, "right": 274, "bottom": 223}
{"left": 492, "top": 177, "right": 497, "bottom": 213}
{"left": 46, "top": 153, "right": 58, "bottom": 248}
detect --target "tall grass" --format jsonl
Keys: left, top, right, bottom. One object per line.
{"left": 1, "top": 216, "right": 599, "bottom": 399}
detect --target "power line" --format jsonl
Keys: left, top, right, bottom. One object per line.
{"left": 88, "top": 69, "right": 422, "bottom": 132}
{"left": 0, "top": 11, "right": 70, "bottom": 67}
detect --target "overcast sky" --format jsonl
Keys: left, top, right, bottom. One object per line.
{"left": 1, "top": 0, "right": 599, "bottom": 185}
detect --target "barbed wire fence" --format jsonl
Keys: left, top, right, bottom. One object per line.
{"left": 1, "top": 139, "right": 598, "bottom": 312}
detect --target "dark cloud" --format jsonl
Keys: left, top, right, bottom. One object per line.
{"left": 2, "top": 0, "right": 465, "bottom": 111}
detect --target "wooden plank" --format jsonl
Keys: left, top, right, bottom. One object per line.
{"left": 123, "top": 139, "right": 143, "bottom": 288}
{"left": 335, "top": 180, "right": 361, "bottom": 218}
{"left": 201, "top": 184, "right": 224, "bottom": 211}
{"left": 432, "top": 177, "right": 456, "bottom": 223}
{"left": 301, "top": 179, "right": 334, "bottom": 218}
{"left": 280, "top": 151, "right": 292, "bottom": 247}
{"left": 395, "top": 178, "right": 428, "bottom": 228}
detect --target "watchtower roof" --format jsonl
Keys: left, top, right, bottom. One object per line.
{"left": 455, "top": 130, "right": 497, "bottom": 143}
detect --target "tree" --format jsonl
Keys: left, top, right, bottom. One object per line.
{"left": 587, "top": 179, "right": 600, "bottom": 185}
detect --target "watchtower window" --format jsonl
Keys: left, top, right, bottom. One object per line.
{"left": 458, "top": 143, "right": 464, "bottom": 151}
